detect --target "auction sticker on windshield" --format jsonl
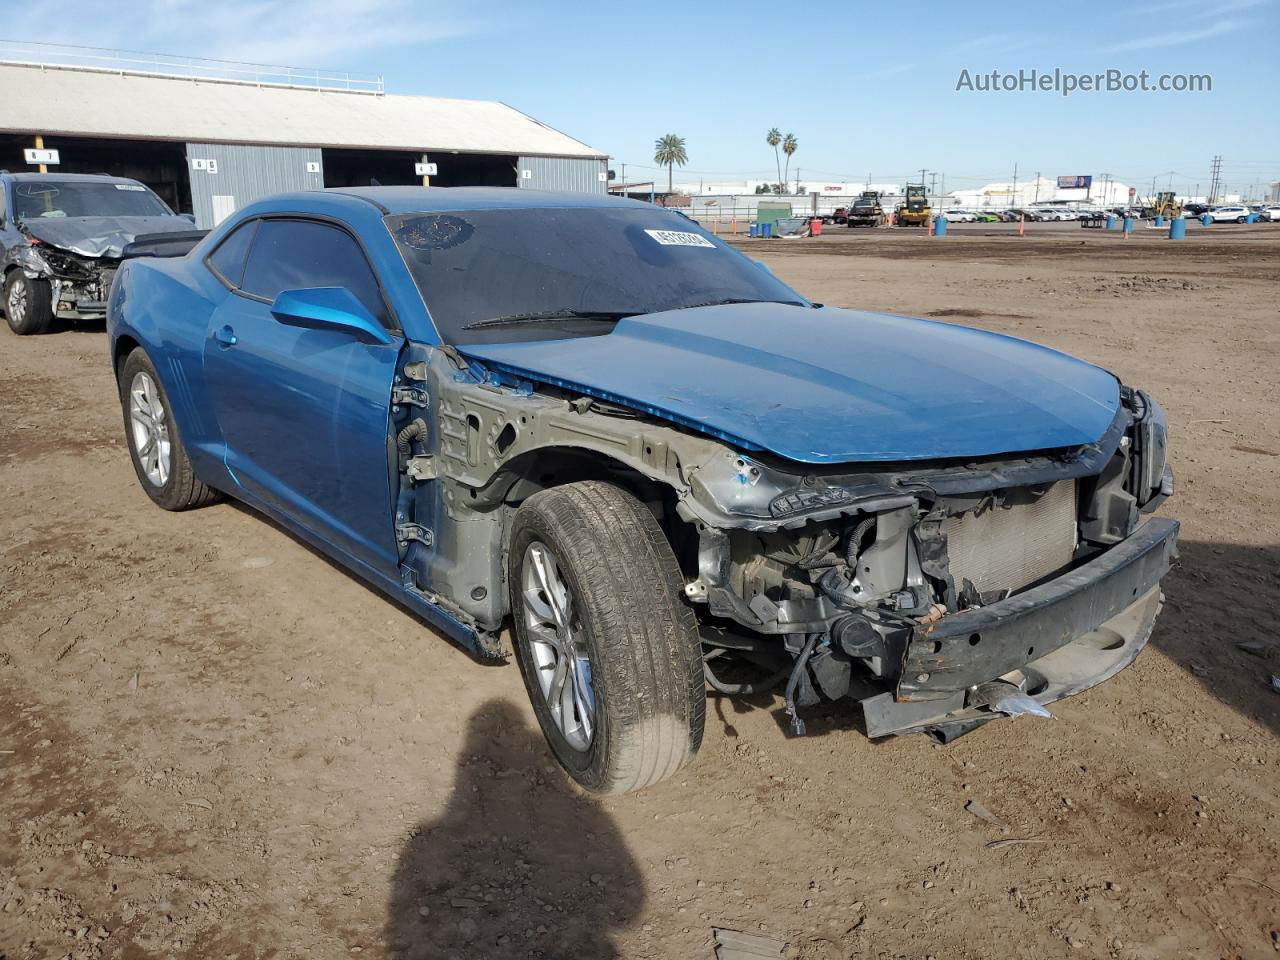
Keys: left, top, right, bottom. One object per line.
{"left": 644, "top": 229, "right": 716, "bottom": 248}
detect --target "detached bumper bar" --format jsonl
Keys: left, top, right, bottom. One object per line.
{"left": 862, "top": 517, "right": 1178, "bottom": 738}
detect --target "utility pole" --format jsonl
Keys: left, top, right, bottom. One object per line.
{"left": 866, "top": 171, "right": 872, "bottom": 190}
{"left": 1011, "top": 162, "right": 1018, "bottom": 207}
{"left": 1208, "top": 155, "right": 1223, "bottom": 204}
{"left": 1033, "top": 171, "right": 1041, "bottom": 203}
{"left": 929, "top": 172, "right": 937, "bottom": 198}
{"left": 918, "top": 167, "right": 927, "bottom": 187}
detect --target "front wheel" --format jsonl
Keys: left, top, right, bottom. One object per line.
{"left": 118, "top": 348, "right": 221, "bottom": 511}
{"left": 509, "top": 481, "right": 704, "bottom": 794}
{"left": 4, "top": 270, "right": 54, "bottom": 335}
{"left": 1236, "top": 216, "right": 1247, "bottom": 223}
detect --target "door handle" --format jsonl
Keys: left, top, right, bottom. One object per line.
{"left": 215, "top": 325, "right": 238, "bottom": 347}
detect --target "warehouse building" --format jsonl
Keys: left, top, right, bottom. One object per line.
{"left": 0, "top": 50, "right": 608, "bottom": 228}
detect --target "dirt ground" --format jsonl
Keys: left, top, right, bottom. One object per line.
{"left": 3, "top": 222, "right": 1279, "bottom": 960}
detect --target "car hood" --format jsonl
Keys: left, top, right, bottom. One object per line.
{"left": 458, "top": 303, "right": 1120, "bottom": 464}
{"left": 21, "top": 215, "right": 193, "bottom": 258}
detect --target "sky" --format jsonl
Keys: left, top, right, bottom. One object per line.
{"left": 4, "top": 0, "right": 1279, "bottom": 197}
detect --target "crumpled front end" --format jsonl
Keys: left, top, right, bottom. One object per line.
{"left": 15, "top": 240, "right": 117, "bottom": 319}
{"left": 684, "top": 386, "right": 1178, "bottom": 739}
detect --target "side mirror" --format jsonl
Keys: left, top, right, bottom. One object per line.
{"left": 270, "top": 287, "right": 393, "bottom": 345}
{"left": 181, "top": 212, "right": 197, "bottom": 224}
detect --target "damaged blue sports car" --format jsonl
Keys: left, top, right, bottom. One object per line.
{"left": 106, "top": 188, "right": 1178, "bottom": 793}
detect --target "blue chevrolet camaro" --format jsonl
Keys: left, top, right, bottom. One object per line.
{"left": 108, "top": 188, "right": 1177, "bottom": 793}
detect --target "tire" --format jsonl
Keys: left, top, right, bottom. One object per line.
{"left": 1235, "top": 216, "right": 1246, "bottom": 223}
{"left": 118, "top": 348, "right": 221, "bottom": 511}
{"left": 4, "top": 270, "right": 54, "bottom": 335}
{"left": 509, "top": 481, "right": 704, "bottom": 794}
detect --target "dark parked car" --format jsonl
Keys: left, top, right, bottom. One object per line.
{"left": 107, "top": 187, "right": 1178, "bottom": 793}
{"left": 1, "top": 172, "right": 201, "bottom": 335}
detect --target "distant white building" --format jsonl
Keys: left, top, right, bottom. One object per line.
{"left": 680, "top": 180, "right": 900, "bottom": 197}
{"left": 947, "top": 176, "right": 1136, "bottom": 208}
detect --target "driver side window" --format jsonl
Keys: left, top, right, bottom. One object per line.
{"left": 240, "top": 218, "right": 391, "bottom": 327}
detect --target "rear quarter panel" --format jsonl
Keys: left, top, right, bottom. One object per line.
{"left": 108, "top": 252, "right": 228, "bottom": 484}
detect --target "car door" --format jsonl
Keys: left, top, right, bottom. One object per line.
{"left": 202, "top": 216, "right": 402, "bottom": 573}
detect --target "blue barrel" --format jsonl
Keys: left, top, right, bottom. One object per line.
{"left": 761, "top": 222, "right": 772, "bottom": 238}
{"left": 1247, "top": 213, "right": 1258, "bottom": 224}
{"left": 1105, "top": 215, "right": 1117, "bottom": 230}
{"left": 749, "top": 223, "right": 758, "bottom": 237}
{"left": 1154, "top": 215, "right": 1164, "bottom": 227}
{"left": 1169, "top": 217, "right": 1186, "bottom": 240}
{"left": 1201, "top": 213, "right": 1212, "bottom": 226}
{"left": 934, "top": 215, "right": 948, "bottom": 236}
{"left": 1122, "top": 217, "right": 1135, "bottom": 234}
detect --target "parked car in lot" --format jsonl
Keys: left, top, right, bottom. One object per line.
{"left": 1205, "top": 205, "right": 1251, "bottom": 223}
{"left": 107, "top": 187, "right": 1179, "bottom": 793}
{"left": 941, "top": 209, "right": 976, "bottom": 222}
{"left": 971, "top": 210, "right": 1000, "bottom": 223}
{"left": 1, "top": 172, "right": 202, "bottom": 335}
{"left": 1260, "top": 206, "right": 1280, "bottom": 222}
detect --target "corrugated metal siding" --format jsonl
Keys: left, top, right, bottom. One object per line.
{"left": 185, "top": 142, "right": 323, "bottom": 228}
{"left": 517, "top": 156, "right": 607, "bottom": 194}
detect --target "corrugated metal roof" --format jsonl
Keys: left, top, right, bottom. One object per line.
{"left": 0, "top": 62, "right": 605, "bottom": 159}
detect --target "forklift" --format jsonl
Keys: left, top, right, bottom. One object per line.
{"left": 895, "top": 184, "right": 930, "bottom": 227}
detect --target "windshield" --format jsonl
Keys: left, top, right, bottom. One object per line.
{"left": 12, "top": 180, "right": 172, "bottom": 220}
{"left": 386, "top": 206, "right": 806, "bottom": 345}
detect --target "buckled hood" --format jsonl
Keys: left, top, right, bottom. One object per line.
{"left": 458, "top": 302, "right": 1121, "bottom": 464}
{"left": 22, "top": 215, "right": 194, "bottom": 259}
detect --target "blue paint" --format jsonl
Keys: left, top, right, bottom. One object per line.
{"left": 271, "top": 287, "right": 395, "bottom": 345}
{"left": 1169, "top": 217, "right": 1186, "bottom": 240}
{"left": 460, "top": 302, "right": 1120, "bottom": 464}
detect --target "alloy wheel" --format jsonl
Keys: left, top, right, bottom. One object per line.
{"left": 7, "top": 281, "right": 26, "bottom": 322}
{"left": 128, "top": 371, "right": 172, "bottom": 487}
{"left": 522, "top": 540, "right": 596, "bottom": 751}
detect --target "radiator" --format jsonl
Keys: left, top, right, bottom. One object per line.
{"left": 943, "top": 480, "right": 1078, "bottom": 596}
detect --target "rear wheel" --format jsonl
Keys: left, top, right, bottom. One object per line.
{"left": 118, "top": 348, "right": 220, "bottom": 511}
{"left": 4, "top": 270, "right": 54, "bottom": 335}
{"left": 509, "top": 481, "right": 704, "bottom": 794}
{"left": 1236, "top": 216, "right": 1247, "bottom": 223}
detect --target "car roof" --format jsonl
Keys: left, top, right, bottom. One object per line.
{"left": 322, "top": 186, "right": 654, "bottom": 215}
{"left": 1, "top": 171, "right": 145, "bottom": 184}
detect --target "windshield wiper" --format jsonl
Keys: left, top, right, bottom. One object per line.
{"left": 461, "top": 309, "right": 639, "bottom": 330}
{"left": 673, "top": 297, "right": 806, "bottom": 310}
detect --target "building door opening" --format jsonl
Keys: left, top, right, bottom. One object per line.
{"left": 322, "top": 148, "right": 517, "bottom": 189}
{"left": 0, "top": 133, "right": 192, "bottom": 215}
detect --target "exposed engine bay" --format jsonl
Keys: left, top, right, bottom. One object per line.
{"left": 388, "top": 345, "right": 1178, "bottom": 743}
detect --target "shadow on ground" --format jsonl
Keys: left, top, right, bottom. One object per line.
{"left": 1151, "top": 538, "right": 1280, "bottom": 736}
{"left": 384, "top": 699, "right": 644, "bottom": 959}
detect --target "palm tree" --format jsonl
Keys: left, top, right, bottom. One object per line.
{"left": 782, "top": 133, "right": 798, "bottom": 193}
{"left": 653, "top": 134, "right": 688, "bottom": 194}
{"left": 766, "top": 127, "right": 782, "bottom": 193}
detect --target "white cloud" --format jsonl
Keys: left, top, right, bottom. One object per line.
{"left": 1101, "top": 16, "right": 1249, "bottom": 51}
{"left": 3, "top": 0, "right": 486, "bottom": 69}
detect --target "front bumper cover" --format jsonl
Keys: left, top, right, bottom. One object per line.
{"left": 862, "top": 517, "right": 1179, "bottom": 738}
